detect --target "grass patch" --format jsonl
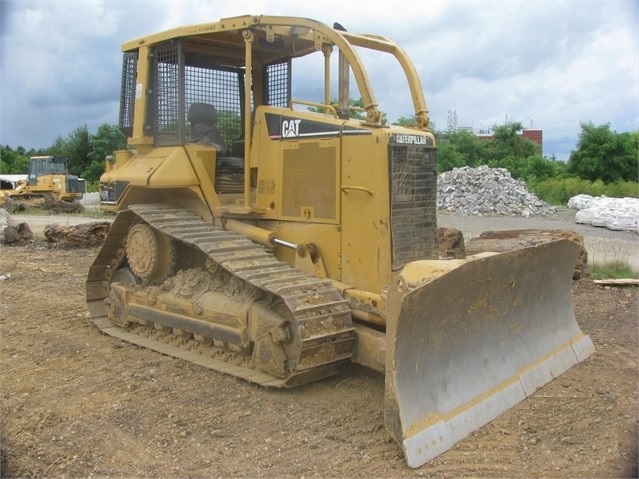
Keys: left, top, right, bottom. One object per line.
{"left": 590, "top": 260, "right": 639, "bottom": 280}
{"left": 3, "top": 205, "right": 106, "bottom": 218}
{"left": 529, "top": 177, "right": 639, "bottom": 206}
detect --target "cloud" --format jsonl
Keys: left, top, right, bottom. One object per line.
{"left": 2, "top": 1, "right": 125, "bottom": 147}
{"left": 412, "top": 2, "right": 638, "bottom": 158}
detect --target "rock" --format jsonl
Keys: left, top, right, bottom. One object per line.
{"left": 17, "top": 222, "right": 33, "bottom": 240}
{"left": 437, "top": 166, "right": 555, "bottom": 217}
{"left": 3, "top": 225, "right": 22, "bottom": 243}
{"left": 437, "top": 227, "right": 465, "bottom": 258}
{"left": 3, "top": 222, "right": 33, "bottom": 245}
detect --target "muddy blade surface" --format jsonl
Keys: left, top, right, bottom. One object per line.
{"left": 384, "top": 239, "right": 595, "bottom": 468}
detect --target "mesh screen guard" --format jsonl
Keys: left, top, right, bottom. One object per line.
{"left": 143, "top": 40, "right": 290, "bottom": 148}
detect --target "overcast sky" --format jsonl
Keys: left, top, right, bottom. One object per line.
{"left": 1, "top": 0, "right": 637, "bottom": 160}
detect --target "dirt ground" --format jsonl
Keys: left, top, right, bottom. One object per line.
{"left": 1, "top": 221, "right": 638, "bottom": 478}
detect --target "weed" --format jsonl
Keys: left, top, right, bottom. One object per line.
{"left": 590, "top": 260, "right": 639, "bottom": 280}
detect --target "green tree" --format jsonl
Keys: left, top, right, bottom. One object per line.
{"left": 617, "top": 130, "right": 639, "bottom": 181}
{"left": 307, "top": 97, "right": 388, "bottom": 123}
{"left": 486, "top": 122, "right": 540, "bottom": 162}
{"left": 88, "top": 124, "right": 126, "bottom": 164}
{"left": 0, "top": 146, "right": 29, "bottom": 173}
{"left": 47, "top": 135, "right": 69, "bottom": 158}
{"left": 217, "top": 110, "right": 243, "bottom": 146}
{"left": 64, "top": 125, "right": 92, "bottom": 176}
{"left": 82, "top": 161, "right": 108, "bottom": 184}
{"left": 85, "top": 124, "right": 127, "bottom": 183}
{"left": 568, "top": 122, "right": 639, "bottom": 182}
{"left": 524, "top": 154, "right": 567, "bottom": 181}
{"left": 488, "top": 154, "right": 566, "bottom": 182}
{"left": 42, "top": 125, "right": 91, "bottom": 175}
{"left": 392, "top": 116, "right": 417, "bottom": 127}
{"left": 435, "top": 130, "right": 488, "bottom": 172}
{"left": 392, "top": 117, "right": 436, "bottom": 131}
{"left": 436, "top": 141, "right": 466, "bottom": 172}
{"left": 342, "top": 97, "right": 367, "bottom": 121}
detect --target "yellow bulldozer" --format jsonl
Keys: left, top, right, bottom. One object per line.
{"left": 6, "top": 155, "right": 85, "bottom": 212}
{"left": 87, "top": 15, "right": 594, "bottom": 468}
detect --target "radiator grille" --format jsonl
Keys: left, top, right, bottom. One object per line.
{"left": 389, "top": 145, "right": 438, "bottom": 270}
{"left": 66, "top": 176, "right": 80, "bottom": 194}
{"left": 282, "top": 143, "right": 336, "bottom": 220}
{"left": 99, "top": 180, "right": 129, "bottom": 204}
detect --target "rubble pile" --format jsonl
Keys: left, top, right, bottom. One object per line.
{"left": 437, "top": 166, "right": 556, "bottom": 216}
{"left": 568, "top": 194, "right": 639, "bottom": 234}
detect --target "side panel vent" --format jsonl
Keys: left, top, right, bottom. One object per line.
{"left": 281, "top": 143, "right": 337, "bottom": 220}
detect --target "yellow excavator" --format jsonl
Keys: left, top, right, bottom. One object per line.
{"left": 86, "top": 15, "right": 594, "bottom": 468}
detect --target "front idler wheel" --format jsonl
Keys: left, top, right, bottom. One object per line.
{"left": 125, "top": 223, "right": 175, "bottom": 283}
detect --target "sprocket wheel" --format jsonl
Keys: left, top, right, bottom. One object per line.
{"left": 125, "top": 223, "right": 175, "bottom": 283}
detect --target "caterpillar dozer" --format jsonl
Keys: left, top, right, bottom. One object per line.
{"left": 7, "top": 156, "right": 85, "bottom": 212}
{"left": 87, "top": 15, "right": 594, "bottom": 468}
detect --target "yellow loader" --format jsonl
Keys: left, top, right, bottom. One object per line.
{"left": 86, "top": 15, "right": 594, "bottom": 467}
{"left": 7, "top": 156, "right": 85, "bottom": 211}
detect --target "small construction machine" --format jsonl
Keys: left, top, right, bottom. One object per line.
{"left": 0, "top": 175, "right": 27, "bottom": 207}
{"left": 8, "top": 155, "right": 84, "bottom": 208}
{"left": 87, "top": 15, "right": 594, "bottom": 467}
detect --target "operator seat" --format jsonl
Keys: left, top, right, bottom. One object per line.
{"left": 187, "top": 102, "right": 245, "bottom": 194}
{"left": 188, "top": 102, "right": 227, "bottom": 153}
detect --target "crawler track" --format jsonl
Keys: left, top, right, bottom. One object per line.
{"left": 86, "top": 204, "right": 355, "bottom": 387}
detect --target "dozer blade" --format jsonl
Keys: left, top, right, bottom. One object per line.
{"left": 384, "top": 239, "right": 594, "bottom": 468}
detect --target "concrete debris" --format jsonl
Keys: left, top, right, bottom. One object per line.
{"left": 79, "top": 192, "right": 101, "bottom": 207}
{"left": 437, "top": 166, "right": 556, "bottom": 217}
{"left": 0, "top": 208, "right": 12, "bottom": 225}
{"left": 568, "top": 195, "right": 639, "bottom": 234}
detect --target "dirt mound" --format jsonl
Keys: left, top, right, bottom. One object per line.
{"left": 44, "top": 222, "right": 111, "bottom": 248}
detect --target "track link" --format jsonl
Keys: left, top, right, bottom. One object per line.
{"left": 87, "top": 204, "right": 355, "bottom": 387}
